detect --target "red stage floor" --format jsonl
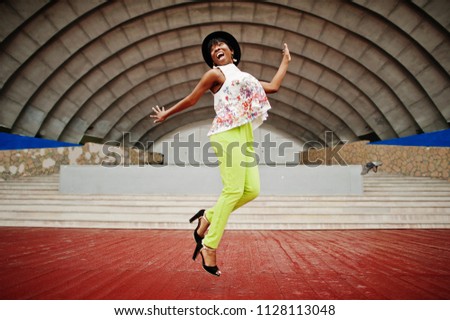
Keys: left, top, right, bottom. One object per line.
{"left": 0, "top": 228, "right": 449, "bottom": 300}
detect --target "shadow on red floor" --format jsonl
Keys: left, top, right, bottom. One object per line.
{"left": 0, "top": 228, "right": 449, "bottom": 299}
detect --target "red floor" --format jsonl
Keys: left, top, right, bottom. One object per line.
{"left": 0, "top": 227, "right": 449, "bottom": 300}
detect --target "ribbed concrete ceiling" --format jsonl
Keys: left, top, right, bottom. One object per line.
{"left": 0, "top": 0, "right": 449, "bottom": 147}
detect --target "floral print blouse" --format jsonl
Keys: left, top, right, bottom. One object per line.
{"left": 208, "top": 64, "right": 271, "bottom": 136}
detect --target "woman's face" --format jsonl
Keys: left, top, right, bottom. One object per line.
{"left": 210, "top": 41, "right": 234, "bottom": 66}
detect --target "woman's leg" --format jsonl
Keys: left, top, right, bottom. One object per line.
{"left": 203, "top": 126, "right": 246, "bottom": 249}
{"left": 203, "top": 123, "right": 259, "bottom": 249}
{"left": 230, "top": 122, "right": 260, "bottom": 210}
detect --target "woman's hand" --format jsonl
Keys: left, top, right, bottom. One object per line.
{"left": 150, "top": 105, "right": 169, "bottom": 123}
{"left": 282, "top": 43, "right": 291, "bottom": 62}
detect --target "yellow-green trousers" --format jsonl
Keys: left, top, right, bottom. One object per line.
{"left": 203, "top": 122, "right": 260, "bottom": 249}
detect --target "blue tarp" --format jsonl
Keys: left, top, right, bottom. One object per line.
{"left": 0, "top": 132, "right": 80, "bottom": 150}
{"left": 370, "top": 129, "right": 450, "bottom": 147}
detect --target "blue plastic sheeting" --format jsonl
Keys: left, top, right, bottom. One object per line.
{"left": 0, "top": 132, "right": 80, "bottom": 150}
{"left": 370, "top": 129, "right": 450, "bottom": 147}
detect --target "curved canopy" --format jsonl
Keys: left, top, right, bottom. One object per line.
{"left": 0, "top": 0, "right": 448, "bottom": 147}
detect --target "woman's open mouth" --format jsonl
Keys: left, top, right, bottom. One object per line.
{"left": 216, "top": 52, "right": 225, "bottom": 60}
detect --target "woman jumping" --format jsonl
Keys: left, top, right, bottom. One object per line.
{"left": 151, "top": 31, "right": 291, "bottom": 276}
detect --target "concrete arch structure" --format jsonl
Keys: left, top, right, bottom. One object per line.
{"left": 0, "top": 0, "right": 448, "bottom": 147}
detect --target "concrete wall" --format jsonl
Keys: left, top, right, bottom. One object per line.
{"left": 301, "top": 141, "right": 450, "bottom": 181}
{"left": 59, "top": 164, "right": 363, "bottom": 196}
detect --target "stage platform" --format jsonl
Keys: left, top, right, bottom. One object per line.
{"left": 59, "top": 165, "right": 363, "bottom": 196}
{"left": 0, "top": 227, "right": 449, "bottom": 299}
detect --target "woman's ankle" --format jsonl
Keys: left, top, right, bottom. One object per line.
{"left": 197, "top": 216, "right": 210, "bottom": 237}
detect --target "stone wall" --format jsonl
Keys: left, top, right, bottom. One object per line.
{"left": 2, "top": 140, "right": 448, "bottom": 181}
{"left": 0, "top": 143, "right": 163, "bottom": 180}
{"left": 300, "top": 141, "right": 450, "bottom": 181}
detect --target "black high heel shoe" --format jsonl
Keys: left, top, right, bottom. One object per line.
{"left": 189, "top": 210, "right": 208, "bottom": 260}
{"left": 200, "top": 246, "right": 221, "bottom": 277}
{"left": 189, "top": 209, "right": 205, "bottom": 224}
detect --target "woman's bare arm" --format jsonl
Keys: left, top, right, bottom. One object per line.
{"left": 260, "top": 43, "right": 291, "bottom": 94}
{"left": 150, "top": 68, "right": 221, "bottom": 123}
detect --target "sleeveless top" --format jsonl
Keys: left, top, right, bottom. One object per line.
{"left": 207, "top": 63, "right": 271, "bottom": 136}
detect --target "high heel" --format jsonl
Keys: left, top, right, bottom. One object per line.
{"left": 189, "top": 209, "right": 205, "bottom": 224}
{"left": 189, "top": 210, "right": 209, "bottom": 261}
{"left": 200, "top": 246, "right": 221, "bottom": 277}
{"left": 192, "top": 241, "right": 203, "bottom": 261}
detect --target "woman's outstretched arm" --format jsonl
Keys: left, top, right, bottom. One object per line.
{"left": 260, "top": 43, "right": 291, "bottom": 94}
{"left": 150, "top": 69, "right": 221, "bottom": 123}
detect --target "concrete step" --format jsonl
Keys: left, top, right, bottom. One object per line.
{"left": 1, "top": 192, "right": 449, "bottom": 207}
{"left": 0, "top": 173, "right": 449, "bottom": 229}
{"left": 1, "top": 214, "right": 448, "bottom": 227}
{"left": 2, "top": 220, "right": 447, "bottom": 230}
{"left": 1, "top": 198, "right": 449, "bottom": 207}
{"left": 1, "top": 204, "right": 448, "bottom": 215}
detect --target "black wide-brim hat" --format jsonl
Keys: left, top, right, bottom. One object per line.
{"left": 202, "top": 31, "right": 241, "bottom": 68}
